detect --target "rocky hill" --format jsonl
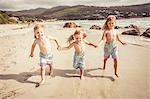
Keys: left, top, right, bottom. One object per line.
{"left": 7, "top": 8, "right": 47, "bottom": 16}
{"left": 6, "top": 3, "right": 150, "bottom": 20}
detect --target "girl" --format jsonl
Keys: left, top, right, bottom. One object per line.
{"left": 96, "top": 15, "right": 126, "bottom": 77}
{"left": 58, "top": 30, "right": 97, "bottom": 79}
{"left": 29, "top": 24, "right": 60, "bottom": 86}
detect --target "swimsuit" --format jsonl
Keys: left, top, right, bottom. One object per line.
{"left": 73, "top": 52, "right": 85, "bottom": 69}
{"left": 104, "top": 42, "right": 118, "bottom": 59}
{"left": 39, "top": 52, "right": 53, "bottom": 66}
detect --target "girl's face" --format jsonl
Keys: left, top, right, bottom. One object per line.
{"left": 107, "top": 20, "right": 115, "bottom": 29}
{"left": 34, "top": 28, "right": 44, "bottom": 38}
{"left": 74, "top": 34, "right": 82, "bottom": 42}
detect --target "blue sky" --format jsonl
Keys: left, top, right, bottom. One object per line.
{"left": 0, "top": 0, "right": 149, "bottom": 11}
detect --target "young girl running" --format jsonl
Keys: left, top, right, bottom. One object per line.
{"left": 29, "top": 24, "right": 60, "bottom": 86}
{"left": 96, "top": 15, "right": 126, "bottom": 77}
{"left": 58, "top": 30, "right": 97, "bottom": 79}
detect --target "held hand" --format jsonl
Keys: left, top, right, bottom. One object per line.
{"left": 92, "top": 44, "right": 98, "bottom": 48}
{"left": 29, "top": 53, "right": 34, "bottom": 57}
{"left": 94, "top": 45, "right": 98, "bottom": 48}
{"left": 57, "top": 46, "right": 61, "bottom": 51}
{"left": 89, "top": 43, "right": 98, "bottom": 48}
{"left": 122, "top": 42, "right": 127, "bottom": 45}
{"left": 57, "top": 45, "right": 60, "bottom": 50}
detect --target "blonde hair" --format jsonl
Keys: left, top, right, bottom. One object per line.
{"left": 103, "top": 15, "right": 116, "bottom": 30}
{"left": 33, "top": 24, "right": 44, "bottom": 39}
{"left": 67, "top": 30, "right": 88, "bottom": 43}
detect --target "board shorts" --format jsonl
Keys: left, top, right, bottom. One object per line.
{"left": 39, "top": 52, "right": 53, "bottom": 67}
{"left": 104, "top": 42, "right": 118, "bottom": 59}
{"left": 73, "top": 52, "right": 85, "bottom": 69}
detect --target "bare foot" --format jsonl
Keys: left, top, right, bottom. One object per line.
{"left": 48, "top": 72, "right": 51, "bottom": 76}
{"left": 80, "top": 75, "right": 84, "bottom": 80}
{"left": 48, "top": 71, "right": 53, "bottom": 76}
{"left": 35, "top": 83, "right": 40, "bottom": 87}
{"left": 40, "top": 80, "right": 45, "bottom": 84}
{"left": 115, "top": 73, "right": 119, "bottom": 78}
{"left": 35, "top": 80, "right": 45, "bottom": 87}
{"left": 102, "top": 67, "right": 105, "bottom": 70}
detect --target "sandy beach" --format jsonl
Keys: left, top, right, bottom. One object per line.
{"left": 0, "top": 22, "right": 150, "bottom": 99}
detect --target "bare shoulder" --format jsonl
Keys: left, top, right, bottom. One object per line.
{"left": 102, "top": 30, "right": 108, "bottom": 36}
{"left": 71, "top": 41, "right": 76, "bottom": 45}
{"left": 66, "top": 41, "right": 76, "bottom": 48}
{"left": 32, "top": 39, "right": 38, "bottom": 45}
{"left": 33, "top": 39, "right": 38, "bottom": 43}
{"left": 103, "top": 30, "right": 108, "bottom": 34}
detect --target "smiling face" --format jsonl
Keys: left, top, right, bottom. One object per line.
{"left": 74, "top": 34, "right": 83, "bottom": 42}
{"left": 34, "top": 27, "right": 44, "bottom": 39}
{"left": 107, "top": 20, "right": 115, "bottom": 29}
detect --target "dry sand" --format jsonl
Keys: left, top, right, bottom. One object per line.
{"left": 0, "top": 23, "right": 150, "bottom": 99}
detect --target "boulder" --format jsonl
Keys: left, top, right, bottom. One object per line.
{"left": 63, "top": 22, "right": 81, "bottom": 28}
{"left": 129, "top": 24, "right": 137, "bottom": 28}
{"left": 141, "top": 28, "right": 150, "bottom": 38}
{"left": 124, "top": 26, "right": 130, "bottom": 29}
{"left": 129, "top": 24, "right": 140, "bottom": 32}
{"left": 122, "top": 24, "right": 141, "bottom": 36}
{"left": 90, "top": 25, "right": 101, "bottom": 30}
{"left": 115, "top": 26, "right": 122, "bottom": 29}
{"left": 122, "top": 29, "right": 140, "bottom": 36}
{"left": 124, "top": 24, "right": 140, "bottom": 32}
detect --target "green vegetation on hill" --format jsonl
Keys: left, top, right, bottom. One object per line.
{"left": 0, "top": 11, "right": 17, "bottom": 24}
{"left": 0, "top": 14, "right": 9, "bottom": 24}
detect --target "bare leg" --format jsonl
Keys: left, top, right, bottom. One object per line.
{"left": 48, "top": 64, "right": 53, "bottom": 76}
{"left": 35, "top": 66, "right": 46, "bottom": 87}
{"left": 80, "top": 68, "right": 84, "bottom": 80}
{"left": 39, "top": 66, "right": 46, "bottom": 85}
{"left": 114, "top": 59, "right": 119, "bottom": 77}
{"left": 103, "top": 58, "right": 108, "bottom": 70}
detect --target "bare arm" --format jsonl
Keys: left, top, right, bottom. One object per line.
{"left": 84, "top": 39, "right": 97, "bottom": 48}
{"left": 48, "top": 36, "right": 61, "bottom": 49}
{"left": 116, "top": 34, "right": 126, "bottom": 45}
{"left": 97, "top": 31, "right": 106, "bottom": 46}
{"left": 29, "top": 40, "right": 37, "bottom": 57}
{"left": 59, "top": 42, "right": 74, "bottom": 51}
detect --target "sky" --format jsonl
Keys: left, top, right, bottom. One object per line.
{"left": 0, "top": 0, "right": 149, "bottom": 11}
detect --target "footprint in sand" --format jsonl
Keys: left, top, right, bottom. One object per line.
{"left": 0, "top": 89, "right": 21, "bottom": 99}
{"left": 4, "top": 53, "right": 12, "bottom": 57}
{"left": 0, "top": 65, "right": 10, "bottom": 71}
{"left": 0, "top": 83, "right": 21, "bottom": 99}
{"left": 11, "top": 61, "right": 17, "bottom": 65}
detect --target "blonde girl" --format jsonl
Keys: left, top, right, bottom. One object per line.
{"left": 97, "top": 15, "right": 126, "bottom": 77}
{"left": 29, "top": 24, "right": 60, "bottom": 86}
{"left": 59, "top": 30, "right": 97, "bottom": 79}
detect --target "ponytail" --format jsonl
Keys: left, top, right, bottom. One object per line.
{"left": 67, "top": 30, "right": 88, "bottom": 43}
{"left": 67, "top": 35, "right": 74, "bottom": 43}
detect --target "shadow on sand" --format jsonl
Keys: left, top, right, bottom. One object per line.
{"left": 53, "top": 67, "right": 115, "bottom": 81}
{"left": 0, "top": 71, "right": 39, "bottom": 85}
{"left": 0, "top": 67, "right": 115, "bottom": 87}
